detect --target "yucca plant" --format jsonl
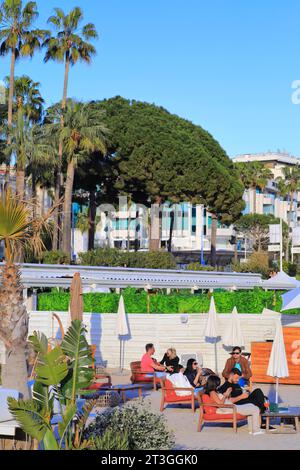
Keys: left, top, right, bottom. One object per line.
{"left": 0, "top": 188, "right": 55, "bottom": 397}
{"left": 8, "top": 320, "right": 95, "bottom": 450}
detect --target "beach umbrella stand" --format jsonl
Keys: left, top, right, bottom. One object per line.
{"left": 115, "top": 295, "right": 129, "bottom": 376}
{"left": 204, "top": 296, "right": 220, "bottom": 374}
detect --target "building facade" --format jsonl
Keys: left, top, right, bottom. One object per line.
{"left": 74, "top": 152, "right": 300, "bottom": 261}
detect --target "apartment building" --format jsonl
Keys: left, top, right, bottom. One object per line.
{"left": 74, "top": 152, "right": 300, "bottom": 260}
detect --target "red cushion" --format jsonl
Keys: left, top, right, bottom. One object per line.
{"left": 203, "top": 413, "right": 246, "bottom": 421}
{"left": 165, "top": 394, "right": 192, "bottom": 403}
{"left": 201, "top": 394, "right": 216, "bottom": 414}
{"left": 86, "top": 382, "right": 111, "bottom": 390}
{"left": 164, "top": 379, "right": 192, "bottom": 402}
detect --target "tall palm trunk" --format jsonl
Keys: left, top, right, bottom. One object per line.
{"left": 252, "top": 186, "right": 257, "bottom": 213}
{"left": 88, "top": 190, "right": 96, "bottom": 251}
{"left": 15, "top": 169, "right": 25, "bottom": 200}
{"left": 210, "top": 213, "right": 218, "bottom": 267}
{"left": 5, "top": 49, "right": 16, "bottom": 186}
{"left": 0, "top": 263, "right": 29, "bottom": 398}
{"left": 52, "top": 54, "right": 70, "bottom": 250}
{"left": 149, "top": 196, "right": 162, "bottom": 251}
{"left": 286, "top": 192, "right": 293, "bottom": 262}
{"left": 62, "top": 159, "right": 75, "bottom": 255}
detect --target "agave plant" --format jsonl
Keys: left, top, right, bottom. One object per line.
{"left": 0, "top": 189, "right": 55, "bottom": 397}
{"left": 8, "top": 320, "right": 95, "bottom": 450}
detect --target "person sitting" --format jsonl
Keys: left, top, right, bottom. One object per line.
{"left": 167, "top": 365, "right": 203, "bottom": 397}
{"left": 222, "top": 346, "right": 252, "bottom": 387}
{"left": 184, "top": 358, "right": 215, "bottom": 388}
{"left": 218, "top": 368, "right": 274, "bottom": 430}
{"left": 141, "top": 343, "right": 166, "bottom": 378}
{"left": 160, "top": 348, "right": 179, "bottom": 372}
{"left": 205, "top": 375, "right": 264, "bottom": 435}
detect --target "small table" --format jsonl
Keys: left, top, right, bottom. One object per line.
{"left": 262, "top": 407, "right": 300, "bottom": 433}
{"left": 99, "top": 385, "right": 143, "bottom": 403}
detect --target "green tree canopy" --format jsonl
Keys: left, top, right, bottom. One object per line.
{"left": 234, "top": 213, "right": 288, "bottom": 251}
{"left": 91, "top": 96, "right": 245, "bottom": 223}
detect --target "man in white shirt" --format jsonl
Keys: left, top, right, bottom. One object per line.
{"left": 167, "top": 365, "right": 203, "bottom": 397}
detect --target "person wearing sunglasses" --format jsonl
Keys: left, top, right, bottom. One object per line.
{"left": 222, "top": 346, "right": 252, "bottom": 387}
{"left": 184, "top": 358, "right": 215, "bottom": 389}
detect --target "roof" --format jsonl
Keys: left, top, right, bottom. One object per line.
{"left": 233, "top": 152, "right": 300, "bottom": 166}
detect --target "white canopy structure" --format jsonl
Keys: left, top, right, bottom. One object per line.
{"left": 0, "top": 262, "right": 263, "bottom": 291}
{"left": 281, "top": 287, "right": 300, "bottom": 311}
{"left": 262, "top": 271, "right": 300, "bottom": 290}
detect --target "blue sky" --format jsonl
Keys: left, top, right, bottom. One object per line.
{"left": 2, "top": 0, "right": 300, "bottom": 158}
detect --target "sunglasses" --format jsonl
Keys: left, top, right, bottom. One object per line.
{"left": 232, "top": 352, "right": 240, "bottom": 355}
{"left": 193, "top": 362, "right": 198, "bottom": 365}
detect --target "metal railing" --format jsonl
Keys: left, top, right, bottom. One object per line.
{"left": 0, "top": 262, "right": 263, "bottom": 290}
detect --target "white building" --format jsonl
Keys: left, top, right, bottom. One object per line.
{"left": 74, "top": 152, "right": 300, "bottom": 262}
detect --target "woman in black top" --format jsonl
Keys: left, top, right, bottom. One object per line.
{"left": 160, "top": 348, "right": 179, "bottom": 371}
{"left": 184, "top": 358, "right": 203, "bottom": 387}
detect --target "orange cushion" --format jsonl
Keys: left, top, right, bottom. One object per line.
{"left": 201, "top": 394, "right": 216, "bottom": 414}
{"left": 203, "top": 413, "right": 246, "bottom": 421}
{"left": 86, "top": 382, "right": 111, "bottom": 390}
{"left": 164, "top": 379, "right": 192, "bottom": 401}
{"left": 165, "top": 394, "right": 192, "bottom": 403}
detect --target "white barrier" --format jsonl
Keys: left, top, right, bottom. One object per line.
{"left": 28, "top": 310, "right": 300, "bottom": 371}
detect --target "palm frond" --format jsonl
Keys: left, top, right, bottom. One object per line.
{"left": 7, "top": 397, "right": 52, "bottom": 442}
{"left": 35, "top": 346, "right": 68, "bottom": 387}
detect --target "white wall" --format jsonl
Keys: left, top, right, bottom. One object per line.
{"left": 28, "top": 310, "right": 300, "bottom": 371}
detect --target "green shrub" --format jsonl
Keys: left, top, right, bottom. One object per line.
{"left": 90, "top": 430, "right": 130, "bottom": 450}
{"left": 40, "top": 250, "right": 70, "bottom": 265}
{"left": 233, "top": 251, "right": 270, "bottom": 279}
{"left": 186, "top": 262, "right": 214, "bottom": 271}
{"left": 85, "top": 402, "right": 175, "bottom": 450}
{"left": 78, "top": 248, "right": 176, "bottom": 269}
{"left": 283, "top": 261, "right": 297, "bottom": 277}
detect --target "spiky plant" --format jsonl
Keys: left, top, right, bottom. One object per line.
{"left": 0, "top": 188, "right": 55, "bottom": 397}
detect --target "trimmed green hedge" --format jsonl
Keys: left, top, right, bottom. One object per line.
{"left": 37, "top": 288, "right": 299, "bottom": 314}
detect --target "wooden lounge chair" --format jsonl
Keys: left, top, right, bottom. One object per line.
{"left": 197, "top": 393, "right": 246, "bottom": 432}
{"left": 160, "top": 378, "right": 199, "bottom": 412}
{"left": 130, "top": 361, "right": 159, "bottom": 391}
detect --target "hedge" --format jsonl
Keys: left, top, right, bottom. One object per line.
{"left": 78, "top": 248, "right": 177, "bottom": 269}
{"left": 37, "top": 288, "right": 300, "bottom": 314}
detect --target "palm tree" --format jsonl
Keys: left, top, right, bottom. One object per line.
{"left": 46, "top": 100, "right": 107, "bottom": 255}
{"left": 276, "top": 165, "right": 300, "bottom": 261}
{"left": 43, "top": 7, "right": 98, "bottom": 250}
{"left": 0, "top": 188, "right": 54, "bottom": 397}
{"left": 0, "top": 0, "right": 49, "bottom": 187}
{"left": 5, "top": 74, "right": 44, "bottom": 122}
{"left": 236, "top": 161, "right": 273, "bottom": 213}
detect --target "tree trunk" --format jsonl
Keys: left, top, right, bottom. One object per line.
{"left": 210, "top": 213, "right": 218, "bottom": 267}
{"left": 61, "top": 160, "right": 75, "bottom": 255}
{"left": 0, "top": 263, "right": 29, "bottom": 399}
{"left": 252, "top": 186, "right": 257, "bottom": 213}
{"left": 5, "top": 48, "right": 16, "bottom": 187}
{"left": 15, "top": 169, "right": 25, "bottom": 200}
{"left": 52, "top": 171, "right": 61, "bottom": 251}
{"left": 167, "top": 210, "right": 175, "bottom": 252}
{"left": 88, "top": 190, "right": 96, "bottom": 251}
{"left": 2, "top": 345, "right": 29, "bottom": 399}
{"left": 149, "top": 197, "right": 162, "bottom": 251}
{"left": 286, "top": 193, "right": 293, "bottom": 263}
{"left": 53, "top": 54, "right": 70, "bottom": 251}
{"left": 134, "top": 210, "right": 139, "bottom": 251}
